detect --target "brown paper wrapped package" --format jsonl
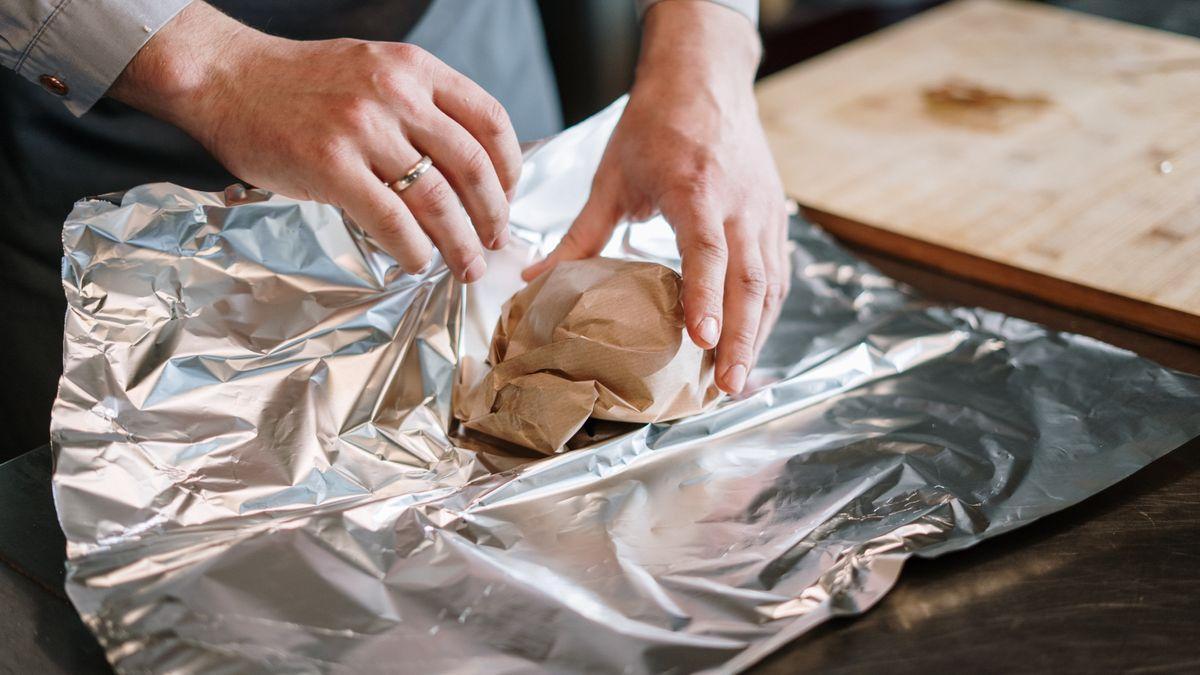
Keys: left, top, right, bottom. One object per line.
{"left": 454, "top": 258, "right": 721, "bottom": 453}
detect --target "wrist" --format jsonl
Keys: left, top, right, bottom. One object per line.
{"left": 636, "top": 0, "right": 761, "bottom": 95}
{"left": 109, "top": 3, "right": 265, "bottom": 146}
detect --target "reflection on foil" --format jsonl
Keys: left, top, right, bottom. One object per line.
{"left": 52, "top": 98, "right": 1200, "bottom": 673}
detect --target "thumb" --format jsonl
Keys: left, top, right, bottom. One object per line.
{"left": 521, "top": 192, "right": 621, "bottom": 281}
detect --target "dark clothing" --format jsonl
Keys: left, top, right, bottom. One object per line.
{"left": 0, "top": 0, "right": 560, "bottom": 457}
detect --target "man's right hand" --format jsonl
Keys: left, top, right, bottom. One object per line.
{"left": 110, "top": 2, "right": 522, "bottom": 282}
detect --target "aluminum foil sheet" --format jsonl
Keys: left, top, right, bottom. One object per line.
{"left": 52, "top": 98, "right": 1200, "bottom": 673}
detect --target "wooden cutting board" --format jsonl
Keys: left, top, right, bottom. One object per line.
{"left": 757, "top": 0, "right": 1200, "bottom": 343}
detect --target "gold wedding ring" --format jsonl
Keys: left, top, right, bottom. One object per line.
{"left": 388, "top": 155, "right": 433, "bottom": 193}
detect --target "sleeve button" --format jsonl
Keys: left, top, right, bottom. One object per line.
{"left": 39, "top": 74, "right": 69, "bottom": 96}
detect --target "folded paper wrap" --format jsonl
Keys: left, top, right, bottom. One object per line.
{"left": 454, "top": 257, "right": 721, "bottom": 452}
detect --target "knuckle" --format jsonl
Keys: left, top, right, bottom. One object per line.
{"left": 671, "top": 198, "right": 708, "bottom": 223}
{"left": 764, "top": 280, "right": 787, "bottom": 307}
{"left": 372, "top": 212, "right": 415, "bottom": 249}
{"left": 737, "top": 267, "right": 768, "bottom": 298}
{"left": 370, "top": 70, "right": 406, "bottom": 101}
{"left": 413, "top": 179, "right": 457, "bottom": 219}
{"left": 343, "top": 38, "right": 374, "bottom": 59}
{"left": 563, "top": 226, "right": 590, "bottom": 248}
{"left": 408, "top": 250, "right": 433, "bottom": 273}
{"left": 561, "top": 227, "right": 586, "bottom": 247}
{"left": 476, "top": 200, "right": 508, "bottom": 234}
{"left": 371, "top": 74, "right": 421, "bottom": 113}
{"left": 373, "top": 209, "right": 410, "bottom": 239}
{"left": 732, "top": 323, "right": 760, "bottom": 350}
{"left": 687, "top": 231, "right": 726, "bottom": 263}
{"left": 679, "top": 151, "right": 721, "bottom": 194}
{"left": 559, "top": 227, "right": 600, "bottom": 256}
{"left": 460, "top": 145, "right": 493, "bottom": 188}
{"left": 720, "top": 340, "right": 756, "bottom": 368}
{"left": 337, "top": 96, "right": 375, "bottom": 133}
{"left": 664, "top": 184, "right": 717, "bottom": 214}
{"left": 503, "top": 165, "right": 521, "bottom": 191}
{"left": 478, "top": 98, "right": 511, "bottom": 137}
{"left": 361, "top": 44, "right": 431, "bottom": 101}
{"left": 390, "top": 42, "right": 429, "bottom": 66}
{"left": 685, "top": 272, "right": 723, "bottom": 302}
{"left": 444, "top": 242, "right": 480, "bottom": 269}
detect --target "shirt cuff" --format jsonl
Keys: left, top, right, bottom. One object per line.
{"left": 12, "top": 0, "right": 194, "bottom": 116}
{"left": 635, "top": 0, "right": 758, "bottom": 26}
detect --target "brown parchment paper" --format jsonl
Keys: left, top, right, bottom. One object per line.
{"left": 453, "top": 258, "right": 720, "bottom": 453}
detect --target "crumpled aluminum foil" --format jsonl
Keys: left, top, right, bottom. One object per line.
{"left": 52, "top": 98, "right": 1200, "bottom": 673}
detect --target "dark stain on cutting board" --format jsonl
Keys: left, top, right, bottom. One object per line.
{"left": 834, "top": 78, "right": 1053, "bottom": 134}
{"left": 922, "top": 79, "right": 1052, "bottom": 131}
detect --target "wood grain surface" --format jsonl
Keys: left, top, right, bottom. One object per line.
{"left": 757, "top": 0, "right": 1200, "bottom": 342}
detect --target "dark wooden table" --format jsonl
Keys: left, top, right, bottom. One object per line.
{"left": 2, "top": 244, "right": 1197, "bottom": 674}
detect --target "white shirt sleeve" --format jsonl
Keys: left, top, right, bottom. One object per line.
{"left": 635, "top": 0, "right": 759, "bottom": 25}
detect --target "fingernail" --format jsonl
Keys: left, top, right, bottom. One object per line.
{"left": 505, "top": 187, "right": 517, "bottom": 202}
{"left": 697, "top": 317, "right": 719, "bottom": 348}
{"left": 463, "top": 255, "right": 486, "bottom": 284}
{"left": 723, "top": 363, "right": 748, "bottom": 393}
{"left": 491, "top": 228, "right": 510, "bottom": 250}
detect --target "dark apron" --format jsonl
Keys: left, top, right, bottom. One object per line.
{"left": 0, "top": 0, "right": 561, "bottom": 455}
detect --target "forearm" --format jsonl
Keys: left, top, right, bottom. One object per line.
{"left": 108, "top": 2, "right": 255, "bottom": 144}
{"left": 636, "top": 0, "right": 761, "bottom": 95}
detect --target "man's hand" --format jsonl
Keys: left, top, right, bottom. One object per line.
{"left": 110, "top": 2, "right": 522, "bottom": 282}
{"left": 522, "top": 1, "right": 790, "bottom": 394}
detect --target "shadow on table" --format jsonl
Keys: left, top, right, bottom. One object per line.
{"left": 754, "top": 437, "right": 1200, "bottom": 674}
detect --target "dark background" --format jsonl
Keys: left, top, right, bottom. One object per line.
{"left": 541, "top": 0, "right": 1200, "bottom": 125}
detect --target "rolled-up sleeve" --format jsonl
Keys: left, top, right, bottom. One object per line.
{"left": 636, "top": 0, "right": 758, "bottom": 25}
{"left": 0, "top": 0, "right": 193, "bottom": 115}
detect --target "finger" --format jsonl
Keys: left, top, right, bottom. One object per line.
{"left": 521, "top": 191, "right": 620, "bottom": 281}
{"left": 395, "top": 161, "right": 487, "bottom": 283}
{"left": 776, "top": 211, "right": 794, "bottom": 333}
{"left": 662, "top": 195, "right": 727, "bottom": 350}
{"left": 407, "top": 110, "right": 510, "bottom": 250}
{"left": 430, "top": 67, "right": 523, "bottom": 197}
{"left": 334, "top": 165, "right": 433, "bottom": 274}
{"left": 716, "top": 219, "right": 767, "bottom": 394}
{"left": 753, "top": 210, "right": 789, "bottom": 361}
{"left": 375, "top": 138, "right": 486, "bottom": 283}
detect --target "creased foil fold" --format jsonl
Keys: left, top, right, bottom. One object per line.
{"left": 52, "top": 98, "right": 1200, "bottom": 673}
